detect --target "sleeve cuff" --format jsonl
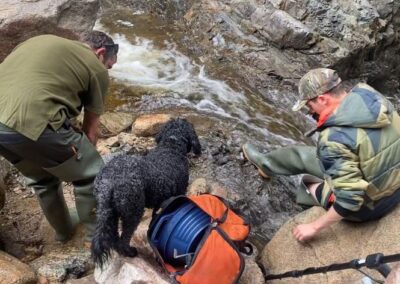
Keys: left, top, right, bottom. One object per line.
{"left": 333, "top": 203, "right": 354, "bottom": 217}
{"left": 84, "top": 106, "right": 104, "bottom": 116}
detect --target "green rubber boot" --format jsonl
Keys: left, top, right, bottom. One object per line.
{"left": 73, "top": 179, "right": 97, "bottom": 242}
{"left": 40, "top": 133, "right": 104, "bottom": 242}
{"left": 242, "top": 143, "right": 271, "bottom": 178}
{"left": 242, "top": 143, "right": 324, "bottom": 178}
{"left": 296, "top": 174, "right": 322, "bottom": 207}
{"left": 34, "top": 180, "right": 76, "bottom": 242}
{"left": 13, "top": 159, "right": 76, "bottom": 242}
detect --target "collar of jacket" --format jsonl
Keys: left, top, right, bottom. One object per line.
{"left": 304, "top": 99, "right": 342, "bottom": 137}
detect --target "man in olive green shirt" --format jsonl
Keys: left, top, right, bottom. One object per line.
{"left": 0, "top": 31, "right": 118, "bottom": 243}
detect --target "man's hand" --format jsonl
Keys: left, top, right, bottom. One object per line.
{"left": 82, "top": 110, "right": 100, "bottom": 146}
{"left": 292, "top": 206, "right": 343, "bottom": 242}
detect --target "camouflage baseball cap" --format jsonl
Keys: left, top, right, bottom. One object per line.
{"left": 292, "top": 68, "right": 342, "bottom": 111}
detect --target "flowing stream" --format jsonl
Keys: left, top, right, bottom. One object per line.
{"left": 96, "top": 12, "right": 308, "bottom": 146}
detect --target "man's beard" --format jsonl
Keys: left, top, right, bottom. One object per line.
{"left": 307, "top": 112, "right": 320, "bottom": 122}
{"left": 311, "top": 112, "right": 320, "bottom": 121}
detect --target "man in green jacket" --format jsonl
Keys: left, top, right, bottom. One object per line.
{"left": 243, "top": 68, "right": 400, "bottom": 242}
{"left": 0, "top": 31, "right": 118, "bottom": 243}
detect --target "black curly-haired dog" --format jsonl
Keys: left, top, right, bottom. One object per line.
{"left": 91, "top": 118, "right": 201, "bottom": 268}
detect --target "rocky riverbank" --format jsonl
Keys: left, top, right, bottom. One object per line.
{"left": 0, "top": 0, "right": 399, "bottom": 283}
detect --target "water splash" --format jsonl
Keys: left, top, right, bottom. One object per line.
{"left": 96, "top": 21, "right": 299, "bottom": 145}
{"left": 110, "top": 34, "right": 246, "bottom": 102}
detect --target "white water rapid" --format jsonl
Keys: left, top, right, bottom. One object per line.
{"left": 96, "top": 20, "right": 298, "bottom": 145}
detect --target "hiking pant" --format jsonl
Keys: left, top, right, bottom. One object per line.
{"left": 262, "top": 145, "right": 400, "bottom": 221}
{"left": 0, "top": 122, "right": 104, "bottom": 241}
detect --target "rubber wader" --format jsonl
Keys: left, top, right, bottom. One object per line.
{"left": 297, "top": 174, "right": 322, "bottom": 207}
{"left": 43, "top": 134, "right": 104, "bottom": 241}
{"left": 243, "top": 143, "right": 324, "bottom": 207}
{"left": 13, "top": 134, "right": 104, "bottom": 242}
{"left": 13, "top": 159, "right": 75, "bottom": 241}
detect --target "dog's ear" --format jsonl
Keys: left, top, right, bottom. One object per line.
{"left": 155, "top": 120, "right": 174, "bottom": 144}
{"left": 188, "top": 125, "right": 202, "bottom": 155}
{"left": 155, "top": 131, "right": 162, "bottom": 144}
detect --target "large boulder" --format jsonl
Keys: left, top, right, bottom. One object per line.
{"left": 260, "top": 205, "right": 400, "bottom": 283}
{"left": 132, "top": 114, "right": 172, "bottom": 137}
{"left": 99, "top": 112, "right": 134, "bottom": 137}
{"left": 0, "top": 0, "right": 100, "bottom": 62}
{"left": 0, "top": 250, "right": 37, "bottom": 284}
{"left": 94, "top": 255, "right": 170, "bottom": 284}
{"left": 252, "top": 9, "right": 316, "bottom": 49}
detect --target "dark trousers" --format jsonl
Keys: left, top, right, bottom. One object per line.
{"left": 0, "top": 122, "right": 104, "bottom": 241}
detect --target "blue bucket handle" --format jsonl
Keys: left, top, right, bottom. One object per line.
{"left": 150, "top": 213, "right": 173, "bottom": 246}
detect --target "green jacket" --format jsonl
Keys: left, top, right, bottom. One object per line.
{"left": 317, "top": 83, "right": 400, "bottom": 216}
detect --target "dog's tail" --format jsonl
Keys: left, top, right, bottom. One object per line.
{"left": 91, "top": 189, "right": 119, "bottom": 269}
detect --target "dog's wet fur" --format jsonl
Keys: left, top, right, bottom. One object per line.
{"left": 91, "top": 118, "right": 201, "bottom": 268}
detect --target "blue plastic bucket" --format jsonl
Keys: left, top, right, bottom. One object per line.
{"left": 150, "top": 201, "right": 210, "bottom": 266}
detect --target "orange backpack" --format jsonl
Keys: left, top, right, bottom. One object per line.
{"left": 148, "top": 194, "right": 251, "bottom": 284}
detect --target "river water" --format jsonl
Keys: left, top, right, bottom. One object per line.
{"left": 96, "top": 11, "right": 310, "bottom": 146}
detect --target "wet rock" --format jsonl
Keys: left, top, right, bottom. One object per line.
{"left": 99, "top": 112, "right": 134, "bottom": 137}
{"left": 270, "top": 0, "right": 308, "bottom": 20}
{"left": 0, "top": 250, "right": 37, "bottom": 284}
{"left": 65, "top": 275, "right": 96, "bottom": 284}
{"left": 96, "top": 136, "right": 120, "bottom": 156}
{"left": 97, "top": 132, "right": 154, "bottom": 157}
{"left": 252, "top": 9, "right": 315, "bottom": 49}
{"left": 0, "top": 0, "right": 99, "bottom": 62}
{"left": 239, "top": 258, "right": 264, "bottom": 284}
{"left": 209, "top": 140, "right": 236, "bottom": 167}
{"left": 130, "top": 209, "right": 154, "bottom": 258}
{"left": 260, "top": 205, "right": 400, "bottom": 283}
{"left": 182, "top": 113, "right": 221, "bottom": 136}
{"left": 94, "top": 254, "right": 170, "bottom": 284}
{"left": 209, "top": 182, "right": 229, "bottom": 199}
{"left": 0, "top": 251, "right": 36, "bottom": 284}
{"left": 188, "top": 178, "right": 210, "bottom": 196}
{"left": 132, "top": 114, "right": 172, "bottom": 137}
{"left": 0, "top": 0, "right": 98, "bottom": 32}
{"left": 0, "top": 187, "right": 43, "bottom": 260}
{"left": 30, "top": 248, "right": 92, "bottom": 283}
{"left": 122, "top": 133, "right": 153, "bottom": 152}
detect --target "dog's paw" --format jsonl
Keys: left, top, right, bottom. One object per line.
{"left": 124, "top": 246, "right": 138, "bottom": 257}
{"left": 117, "top": 245, "right": 138, "bottom": 258}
